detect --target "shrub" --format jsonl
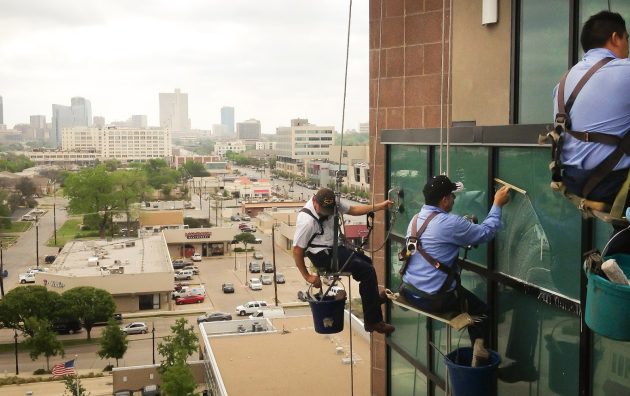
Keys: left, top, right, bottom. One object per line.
{"left": 103, "top": 364, "right": 113, "bottom": 372}
{"left": 33, "top": 368, "right": 49, "bottom": 375}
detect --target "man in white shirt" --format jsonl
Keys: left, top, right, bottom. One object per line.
{"left": 292, "top": 188, "right": 395, "bottom": 334}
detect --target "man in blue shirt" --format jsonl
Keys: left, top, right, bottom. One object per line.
{"left": 401, "top": 175, "right": 510, "bottom": 344}
{"left": 554, "top": 11, "right": 630, "bottom": 204}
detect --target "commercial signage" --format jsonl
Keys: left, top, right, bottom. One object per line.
{"left": 185, "top": 231, "right": 212, "bottom": 240}
{"left": 43, "top": 279, "right": 65, "bottom": 289}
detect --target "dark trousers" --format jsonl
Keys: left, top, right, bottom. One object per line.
{"left": 307, "top": 246, "right": 383, "bottom": 325}
{"left": 401, "top": 285, "right": 489, "bottom": 345}
{"left": 563, "top": 167, "right": 629, "bottom": 204}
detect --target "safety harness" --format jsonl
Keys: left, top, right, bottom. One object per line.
{"left": 398, "top": 212, "right": 462, "bottom": 300}
{"left": 540, "top": 57, "right": 630, "bottom": 219}
{"left": 300, "top": 208, "right": 330, "bottom": 251}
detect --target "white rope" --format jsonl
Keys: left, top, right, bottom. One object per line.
{"left": 439, "top": 0, "right": 447, "bottom": 174}
{"left": 446, "top": 0, "right": 454, "bottom": 176}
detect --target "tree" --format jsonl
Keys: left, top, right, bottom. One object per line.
{"left": 157, "top": 318, "right": 198, "bottom": 368}
{"left": 0, "top": 286, "right": 62, "bottom": 334}
{"left": 61, "top": 287, "right": 116, "bottom": 340}
{"left": 234, "top": 232, "right": 257, "bottom": 275}
{"left": 62, "top": 376, "right": 89, "bottom": 396}
{"left": 181, "top": 160, "right": 209, "bottom": 177}
{"left": 103, "top": 159, "right": 122, "bottom": 172}
{"left": 111, "top": 169, "right": 149, "bottom": 235}
{"left": 15, "top": 177, "right": 36, "bottom": 198}
{"left": 143, "top": 159, "right": 180, "bottom": 190}
{"left": 97, "top": 319, "right": 128, "bottom": 367}
{"left": 160, "top": 362, "right": 197, "bottom": 396}
{"left": 63, "top": 166, "right": 117, "bottom": 238}
{"left": 23, "top": 317, "right": 64, "bottom": 371}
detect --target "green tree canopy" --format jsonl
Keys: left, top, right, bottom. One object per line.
{"left": 0, "top": 286, "right": 62, "bottom": 334}
{"left": 143, "top": 159, "right": 181, "bottom": 190}
{"left": 0, "top": 153, "right": 34, "bottom": 172}
{"left": 97, "top": 319, "right": 128, "bottom": 367}
{"left": 157, "top": 318, "right": 198, "bottom": 368}
{"left": 160, "top": 362, "right": 197, "bottom": 396}
{"left": 181, "top": 160, "right": 209, "bottom": 177}
{"left": 61, "top": 287, "right": 116, "bottom": 340}
{"left": 23, "top": 317, "right": 64, "bottom": 371}
{"left": 15, "top": 177, "right": 36, "bottom": 198}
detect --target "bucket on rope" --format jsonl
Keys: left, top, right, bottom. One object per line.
{"left": 307, "top": 286, "right": 346, "bottom": 334}
{"left": 585, "top": 253, "right": 630, "bottom": 341}
{"left": 444, "top": 347, "right": 501, "bottom": 396}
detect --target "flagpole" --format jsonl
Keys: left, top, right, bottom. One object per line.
{"left": 75, "top": 355, "right": 79, "bottom": 395}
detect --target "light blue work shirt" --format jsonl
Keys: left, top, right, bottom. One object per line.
{"left": 402, "top": 204, "right": 503, "bottom": 294}
{"left": 553, "top": 48, "right": 630, "bottom": 171}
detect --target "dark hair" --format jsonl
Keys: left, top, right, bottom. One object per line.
{"left": 423, "top": 175, "right": 457, "bottom": 206}
{"left": 581, "top": 11, "right": 627, "bottom": 52}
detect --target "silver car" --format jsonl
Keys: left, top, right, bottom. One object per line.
{"left": 121, "top": 322, "right": 148, "bottom": 335}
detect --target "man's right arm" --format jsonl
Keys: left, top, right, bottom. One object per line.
{"left": 292, "top": 246, "right": 321, "bottom": 287}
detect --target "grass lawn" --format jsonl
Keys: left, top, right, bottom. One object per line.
{"left": 0, "top": 221, "right": 32, "bottom": 233}
{"left": 47, "top": 218, "right": 99, "bottom": 247}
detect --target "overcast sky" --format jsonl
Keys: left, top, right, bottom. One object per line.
{"left": 0, "top": 0, "right": 369, "bottom": 133}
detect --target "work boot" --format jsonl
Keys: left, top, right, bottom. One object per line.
{"left": 364, "top": 321, "right": 395, "bottom": 334}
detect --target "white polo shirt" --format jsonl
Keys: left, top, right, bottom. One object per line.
{"left": 293, "top": 198, "right": 350, "bottom": 254}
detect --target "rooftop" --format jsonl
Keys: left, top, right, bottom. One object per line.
{"left": 52, "top": 235, "right": 172, "bottom": 277}
{"left": 200, "top": 315, "right": 370, "bottom": 396}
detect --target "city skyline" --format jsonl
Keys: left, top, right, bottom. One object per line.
{"left": 0, "top": 0, "right": 369, "bottom": 134}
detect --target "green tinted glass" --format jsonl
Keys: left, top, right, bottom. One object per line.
{"left": 592, "top": 333, "right": 630, "bottom": 394}
{"left": 391, "top": 350, "right": 429, "bottom": 396}
{"left": 390, "top": 302, "right": 429, "bottom": 366}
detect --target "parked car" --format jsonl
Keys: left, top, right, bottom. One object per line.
{"left": 174, "top": 269, "right": 193, "bottom": 281}
{"left": 197, "top": 312, "right": 232, "bottom": 324}
{"left": 172, "top": 259, "right": 188, "bottom": 270}
{"left": 248, "top": 278, "right": 263, "bottom": 290}
{"left": 182, "top": 265, "right": 200, "bottom": 275}
{"left": 242, "top": 227, "right": 255, "bottom": 233}
{"left": 20, "top": 214, "right": 35, "bottom": 221}
{"left": 172, "top": 286, "right": 205, "bottom": 299}
{"left": 260, "top": 274, "right": 273, "bottom": 285}
{"left": 262, "top": 261, "right": 274, "bottom": 273}
{"left": 19, "top": 272, "right": 35, "bottom": 284}
{"left": 254, "top": 238, "right": 263, "bottom": 244}
{"left": 222, "top": 282, "right": 235, "bottom": 293}
{"left": 248, "top": 261, "right": 261, "bottom": 273}
{"left": 44, "top": 255, "right": 56, "bottom": 264}
{"left": 249, "top": 307, "right": 285, "bottom": 319}
{"left": 53, "top": 320, "right": 82, "bottom": 335}
{"left": 253, "top": 251, "right": 263, "bottom": 260}
{"left": 176, "top": 295, "right": 205, "bottom": 305}
{"left": 236, "top": 301, "right": 268, "bottom": 316}
{"left": 230, "top": 215, "right": 241, "bottom": 221}
{"left": 276, "top": 273, "right": 286, "bottom": 284}
{"left": 191, "top": 253, "right": 202, "bottom": 262}
{"left": 242, "top": 215, "right": 251, "bottom": 221}
{"left": 121, "top": 322, "right": 148, "bottom": 335}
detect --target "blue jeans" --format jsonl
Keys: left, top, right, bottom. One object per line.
{"left": 307, "top": 246, "right": 383, "bottom": 325}
{"left": 401, "top": 285, "right": 489, "bottom": 345}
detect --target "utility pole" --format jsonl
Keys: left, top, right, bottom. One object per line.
{"left": 152, "top": 322, "right": 155, "bottom": 365}
{"left": 272, "top": 224, "right": 278, "bottom": 306}
{"left": 0, "top": 241, "right": 4, "bottom": 297}
{"left": 35, "top": 214, "right": 39, "bottom": 268}
{"left": 14, "top": 329, "right": 18, "bottom": 374}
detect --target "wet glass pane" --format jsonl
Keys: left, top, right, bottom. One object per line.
{"left": 518, "top": 0, "right": 570, "bottom": 123}
{"left": 592, "top": 334, "right": 630, "bottom": 395}
{"left": 388, "top": 145, "right": 428, "bottom": 237}
{"left": 390, "top": 301, "right": 428, "bottom": 366}
{"left": 459, "top": 270, "right": 487, "bottom": 349}
{"left": 497, "top": 286, "right": 580, "bottom": 396}
{"left": 391, "top": 350, "right": 429, "bottom": 396}
{"left": 389, "top": 239, "right": 405, "bottom": 292}
{"left": 496, "top": 147, "right": 582, "bottom": 298}
{"left": 431, "top": 320, "right": 449, "bottom": 382}
{"left": 433, "top": 146, "right": 490, "bottom": 266}
{"left": 594, "top": 218, "right": 614, "bottom": 252}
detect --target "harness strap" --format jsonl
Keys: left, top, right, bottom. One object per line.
{"left": 300, "top": 208, "right": 329, "bottom": 254}
{"left": 582, "top": 131, "right": 630, "bottom": 197}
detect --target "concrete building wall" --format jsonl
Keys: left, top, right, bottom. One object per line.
{"left": 112, "top": 362, "right": 206, "bottom": 393}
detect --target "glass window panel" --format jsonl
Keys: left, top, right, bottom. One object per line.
{"left": 390, "top": 302, "right": 428, "bottom": 366}
{"left": 497, "top": 286, "right": 580, "bottom": 395}
{"left": 390, "top": 350, "right": 429, "bottom": 396}
{"left": 518, "top": 0, "right": 570, "bottom": 123}
{"left": 389, "top": 240, "right": 405, "bottom": 292}
{"left": 433, "top": 146, "right": 490, "bottom": 266}
{"left": 431, "top": 320, "right": 449, "bottom": 382}
{"left": 496, "top": 147, "right": 582, "bottom": 298}
{"left": 594, "top": 218, "right": 614, "bottom": 252}
{"left": 592, "top": 334, "right": 630, "bottom": 395}
{"left": 388, "top": 145, "right": 428, "bottom": 237}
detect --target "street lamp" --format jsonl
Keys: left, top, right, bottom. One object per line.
{"left": 48, "top": 179, "right": 57, "bottom": 245}
{"left": 35, "top": 214, "right": 39, "bottom": 268}
{"left": 272, "top": 223, "right": 279, "bottom": 306}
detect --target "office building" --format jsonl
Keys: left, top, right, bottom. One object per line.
{"left": 29, "top": 115, "right": 47, "bottom": 140}
{"left": 159, "top": 88, "right": 190, "bottom": 132}
{"left": 220, "top": 106, "right": 235, "bottom": 135}
{"left": 130, "top": 115, "right": 148, "bottom": 128}
{"left": 367, "top": 2, "right": 630, "bottom": 396}
{"left": 290, "top": 124, "right": 334, "bottom": 160}
{"left": 214, "top": 140, "right": 246, "bottom": 157}
{"left": 93, "top": 116, "right": 106, "bottom": 128}
{"left": 61, "top": 126, "right": 171, "bottom": 162}
{"left": 212, "top": 124, "right": 230, "bottom": 138}
{"left": 51, "top": 97, "right": 92, "bottom": 147}
{"left": 274, "top": 126, "right": 292, "bottom": 157}
{"left": 359, "top": 122, "right": 368, "bottom": 134}
{"left": 236, "top": 118, "right": 261, "bottom": 140}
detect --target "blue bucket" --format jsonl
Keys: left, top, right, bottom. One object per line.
{"left": 445, "top": 347, "right": 501, "bottom": 396}
{"left": 308, "top": 296, "right": 346, "bottom": 334}
{"left": 585, "top": 253, "right": 630, "bottom": 341}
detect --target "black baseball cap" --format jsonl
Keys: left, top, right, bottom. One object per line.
{"left": 423, "top": 175, "right": 458, "bottom": 202}
{"left": 314, "top": 188, "right": 336, "bottom": 216}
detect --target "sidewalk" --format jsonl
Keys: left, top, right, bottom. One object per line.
{"left": 0, "top": 371, "right": 112, "bottom": 396}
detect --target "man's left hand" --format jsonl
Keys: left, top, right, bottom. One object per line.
{"left": 379, "top": 200, "right": 394, "bottom": 211}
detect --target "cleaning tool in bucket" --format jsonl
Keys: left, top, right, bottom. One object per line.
{"left": 307, "top": 286, "right": 347, "bottom": 334}
{"left": 585, "top": 253, "right": 630, "bottom": 341}
{"left": 444, "top": 347, "right": 501, "bottom": 396}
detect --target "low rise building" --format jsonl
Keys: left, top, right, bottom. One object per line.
{"left": 163, "top": 227, "right": 238, "bottom": 258}
{"left": 37, "top": 236, "right": 173, "bottom": 313}
{"left": 214, "top": 140, "right": 246, "bottom": 157}
{"left": 139, "top": 209, "right": 186, "bottom": 236}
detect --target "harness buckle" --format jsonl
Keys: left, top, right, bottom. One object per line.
{"left": 584, "top": 132, "right": 589, "bottom": 142}
{"left": 406, "top": 237, "right": 418, "bottom": 255}
{"left": 554, "top": 113, "right": 569, "bottom": 133}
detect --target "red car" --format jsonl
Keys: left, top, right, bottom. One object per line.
{"left": 175, "top": 295, "right": 205, "bottom": 305}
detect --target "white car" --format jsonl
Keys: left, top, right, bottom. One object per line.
{"left": 236, "top": 300, "right": 268, "bottom": 316}
{"left": 19, "top": 273, "right": 36, "bottom": 284}
{"left": 248, "top": 278, "right": 263, "bottom": 291}
{"left": 191, "top": 253, "right": 202, "bottom": 262}
{"left": 253, "top": 251, "right": 263, "bottom": 260}
{"left": 121, "top": 322, "right": 148, "bottom": 335}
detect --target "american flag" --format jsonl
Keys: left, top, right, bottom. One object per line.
{"left": 52, "top": 359, "right": 76, "bottom": 377}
